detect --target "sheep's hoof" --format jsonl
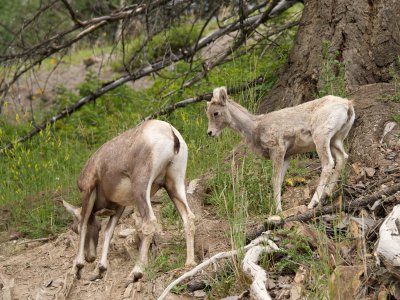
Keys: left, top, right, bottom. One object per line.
{"left": 88, "top": 264, "right": 107, "bottom": 281}
{"left": 89, "top": 272, "right": 103, "bottom": 281}
{"left": 125, "top": 266, "right": 143, "bottom": 287}
{"left": 131, "top": 271, "right": 143, "bottom": 282}
{"left": 185, "top": 260, "right": 197, "bottom": 268}
{"left": 75, "top": 261, "right": 84, "bottom": 270}
{"left": 124, "top": 273, "right": 142, "bottom": 288}
{"left": 72, "top": 262, "right": 84, "bottom": 280}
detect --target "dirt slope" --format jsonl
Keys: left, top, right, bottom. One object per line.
{"left": 0, "top": 178, "right": 230, "bottom": 300}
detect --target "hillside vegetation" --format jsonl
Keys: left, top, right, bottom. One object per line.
{"left": 1, "top": 2, "right": 399, "bottom": 299}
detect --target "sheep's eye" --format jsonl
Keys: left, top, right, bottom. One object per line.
{"left": 213, "top": 112, "right": 219, "bottom": 116}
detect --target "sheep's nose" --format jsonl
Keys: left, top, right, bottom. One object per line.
{"left": 207, "top": 131, "right": 212, "bottom": 136}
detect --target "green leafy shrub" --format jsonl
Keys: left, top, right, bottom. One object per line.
{"left": 115, "top": 23, "right": 200, "bottom": 71}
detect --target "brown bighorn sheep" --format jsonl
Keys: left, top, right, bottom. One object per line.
{"left": 206, "top": 87, "right": 355, "bottom": 212}
{"left": 63, "top": 120, "right": 196, "bottom": 282}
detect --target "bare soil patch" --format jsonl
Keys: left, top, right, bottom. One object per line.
{"left": 0, "top": 177, "right": 229, "bottom": 300}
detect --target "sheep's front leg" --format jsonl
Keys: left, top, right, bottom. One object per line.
{"left": 89, "top": 206, "right": 125, "bottom": 281}
{"left": 73, "top": 189, "right": 96, "bottom": 279}
{"left": 270, "top": 150, "right": 286, "bottom": 213}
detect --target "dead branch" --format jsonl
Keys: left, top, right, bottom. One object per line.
{"left": 0, "top": 0, "right": 276, "bottom": 106}
{"left": 0, "top": 0, "right": 171, "bottom": 105}
{"left": 375, "top": 204, "right": 400, "bottom": 279}
{"left": 157, "top": 232, "right": 274, "bottom": 300}
{"left": 143, "top": 75, "right": 267, "bottom": 121}
{"left": 0, "top": 1, "right": 293, "bottom": 153}
{"left": 0, "top": 69, "right": 265, "bottom": 154}
{"left": 60, "top": 0, "right": 84, "bottom": 26}
{"left": 1, "top": 0, "right": 169, "bottom": 62}
{"left": 242, "top": 241, "right": 279, "bottom": 300}
{"left": 17, "top": 236, "right": 56, "bottom": 245}
{"left": 247, "top": 183, "right": 400, "bottom": 242}
{"left": 162, "top": 18, "right": 299, "bottom": 99}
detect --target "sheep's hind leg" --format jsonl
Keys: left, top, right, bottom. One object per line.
{"left": 325, "top": 139, "right": 347, "bottom": 197}
{"left": 165, "top": 178, "right": 196, "bottom": 267}
{"left": 127, "top": 183, "right": 157, "bottom": 284}
{"left": 308, "top": 136, "right": 335, "bottom": 209}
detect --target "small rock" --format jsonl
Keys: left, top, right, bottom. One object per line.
{"left": 267, "top": 278, "right": 276, "bottom": 289}
{"left": 193, "top": 290, "right": 206, "bottom": 298}
{"left": 187, "top": 280, "right": 207, "bottom": 292}
{"left": 380, "top": 121, "right": 397, "bottom": 143}
{"left": 8, "top": 233, "right": 19, "bottom": 241}
{"left": 385, "top": 152, "right": 398, "bottom": 160}
{"left": 118, "top": 228, "right": 136, "bottom": 238}
{"left": 364, "top": 167, "right": 376, "bottom": 178}
{"left": 187, "top": 178, "right": 200, "bottom": 194}
{"left": 48, "top": 279, "right": 64, "bottom": 288}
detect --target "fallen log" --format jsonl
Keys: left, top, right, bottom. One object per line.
{"left": 375, "top": 204, "right": 400, "bottom": 279}
{"left": 242, "top": 241, "right": 279, "bottom": 300}
{"left": 157, "top": 232, "right": 278, "bottom": 300}
{"left": 247, "top": 183, "right": 400, "bottom": 242}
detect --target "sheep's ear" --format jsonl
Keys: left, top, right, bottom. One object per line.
{"left": 219, "top": 87, "right": 228, "bottom": 105}
{"left": 63, "top": 200, "right": 81, "bottom": 221}
{"left": 212, "top": 87, "right": 228, "bottom": 106}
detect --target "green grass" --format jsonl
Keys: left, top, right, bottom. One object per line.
{"left": 0, "top": 9, "right": 366, "bottom": 300}
{"left": 0, "top": 16, "right": 328, "bottom": 297}
{"left": 0, "top": 26, "right": 292, "bottom": 237}
{"left": 393, "top": 114, "right": 400, "bottom": 125}
{"left": 145, "top": 243, "right": 187, "bottom": 280}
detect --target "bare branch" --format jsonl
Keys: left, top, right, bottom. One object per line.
{"left": 158, "top": 233, "right": 274, "bottom": 300}
{"left": 0, "top": 0, "right": 173, "bottom": 111}
{"left": 0, "top": 2, "right": 287, "bottom": 151}
{"left": 60, "top": 0, "right": 84, "bottom": 26}
{"left": 0, "top": 72, "right": 266, "bottom": 154}
{"left": 246, "top": 183, "right": 400, "bottom": 242}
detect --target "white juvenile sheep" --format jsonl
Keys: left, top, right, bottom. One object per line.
{"left": 206, "top": 87, "right": 354, "bottom": 212}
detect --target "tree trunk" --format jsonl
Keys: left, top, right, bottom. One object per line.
{"left": 259, "top": 0, "right": 400, "bottom": 112}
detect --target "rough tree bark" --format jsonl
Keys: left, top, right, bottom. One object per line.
{"left": 259, "top": 0, "right": 400, "bottom": 112}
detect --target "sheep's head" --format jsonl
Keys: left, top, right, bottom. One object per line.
{"left": 63, "top": 200, "right": 100, "bottom": 263}
{"left": 206, "top": 87, "right": 231, "bottom": 137}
